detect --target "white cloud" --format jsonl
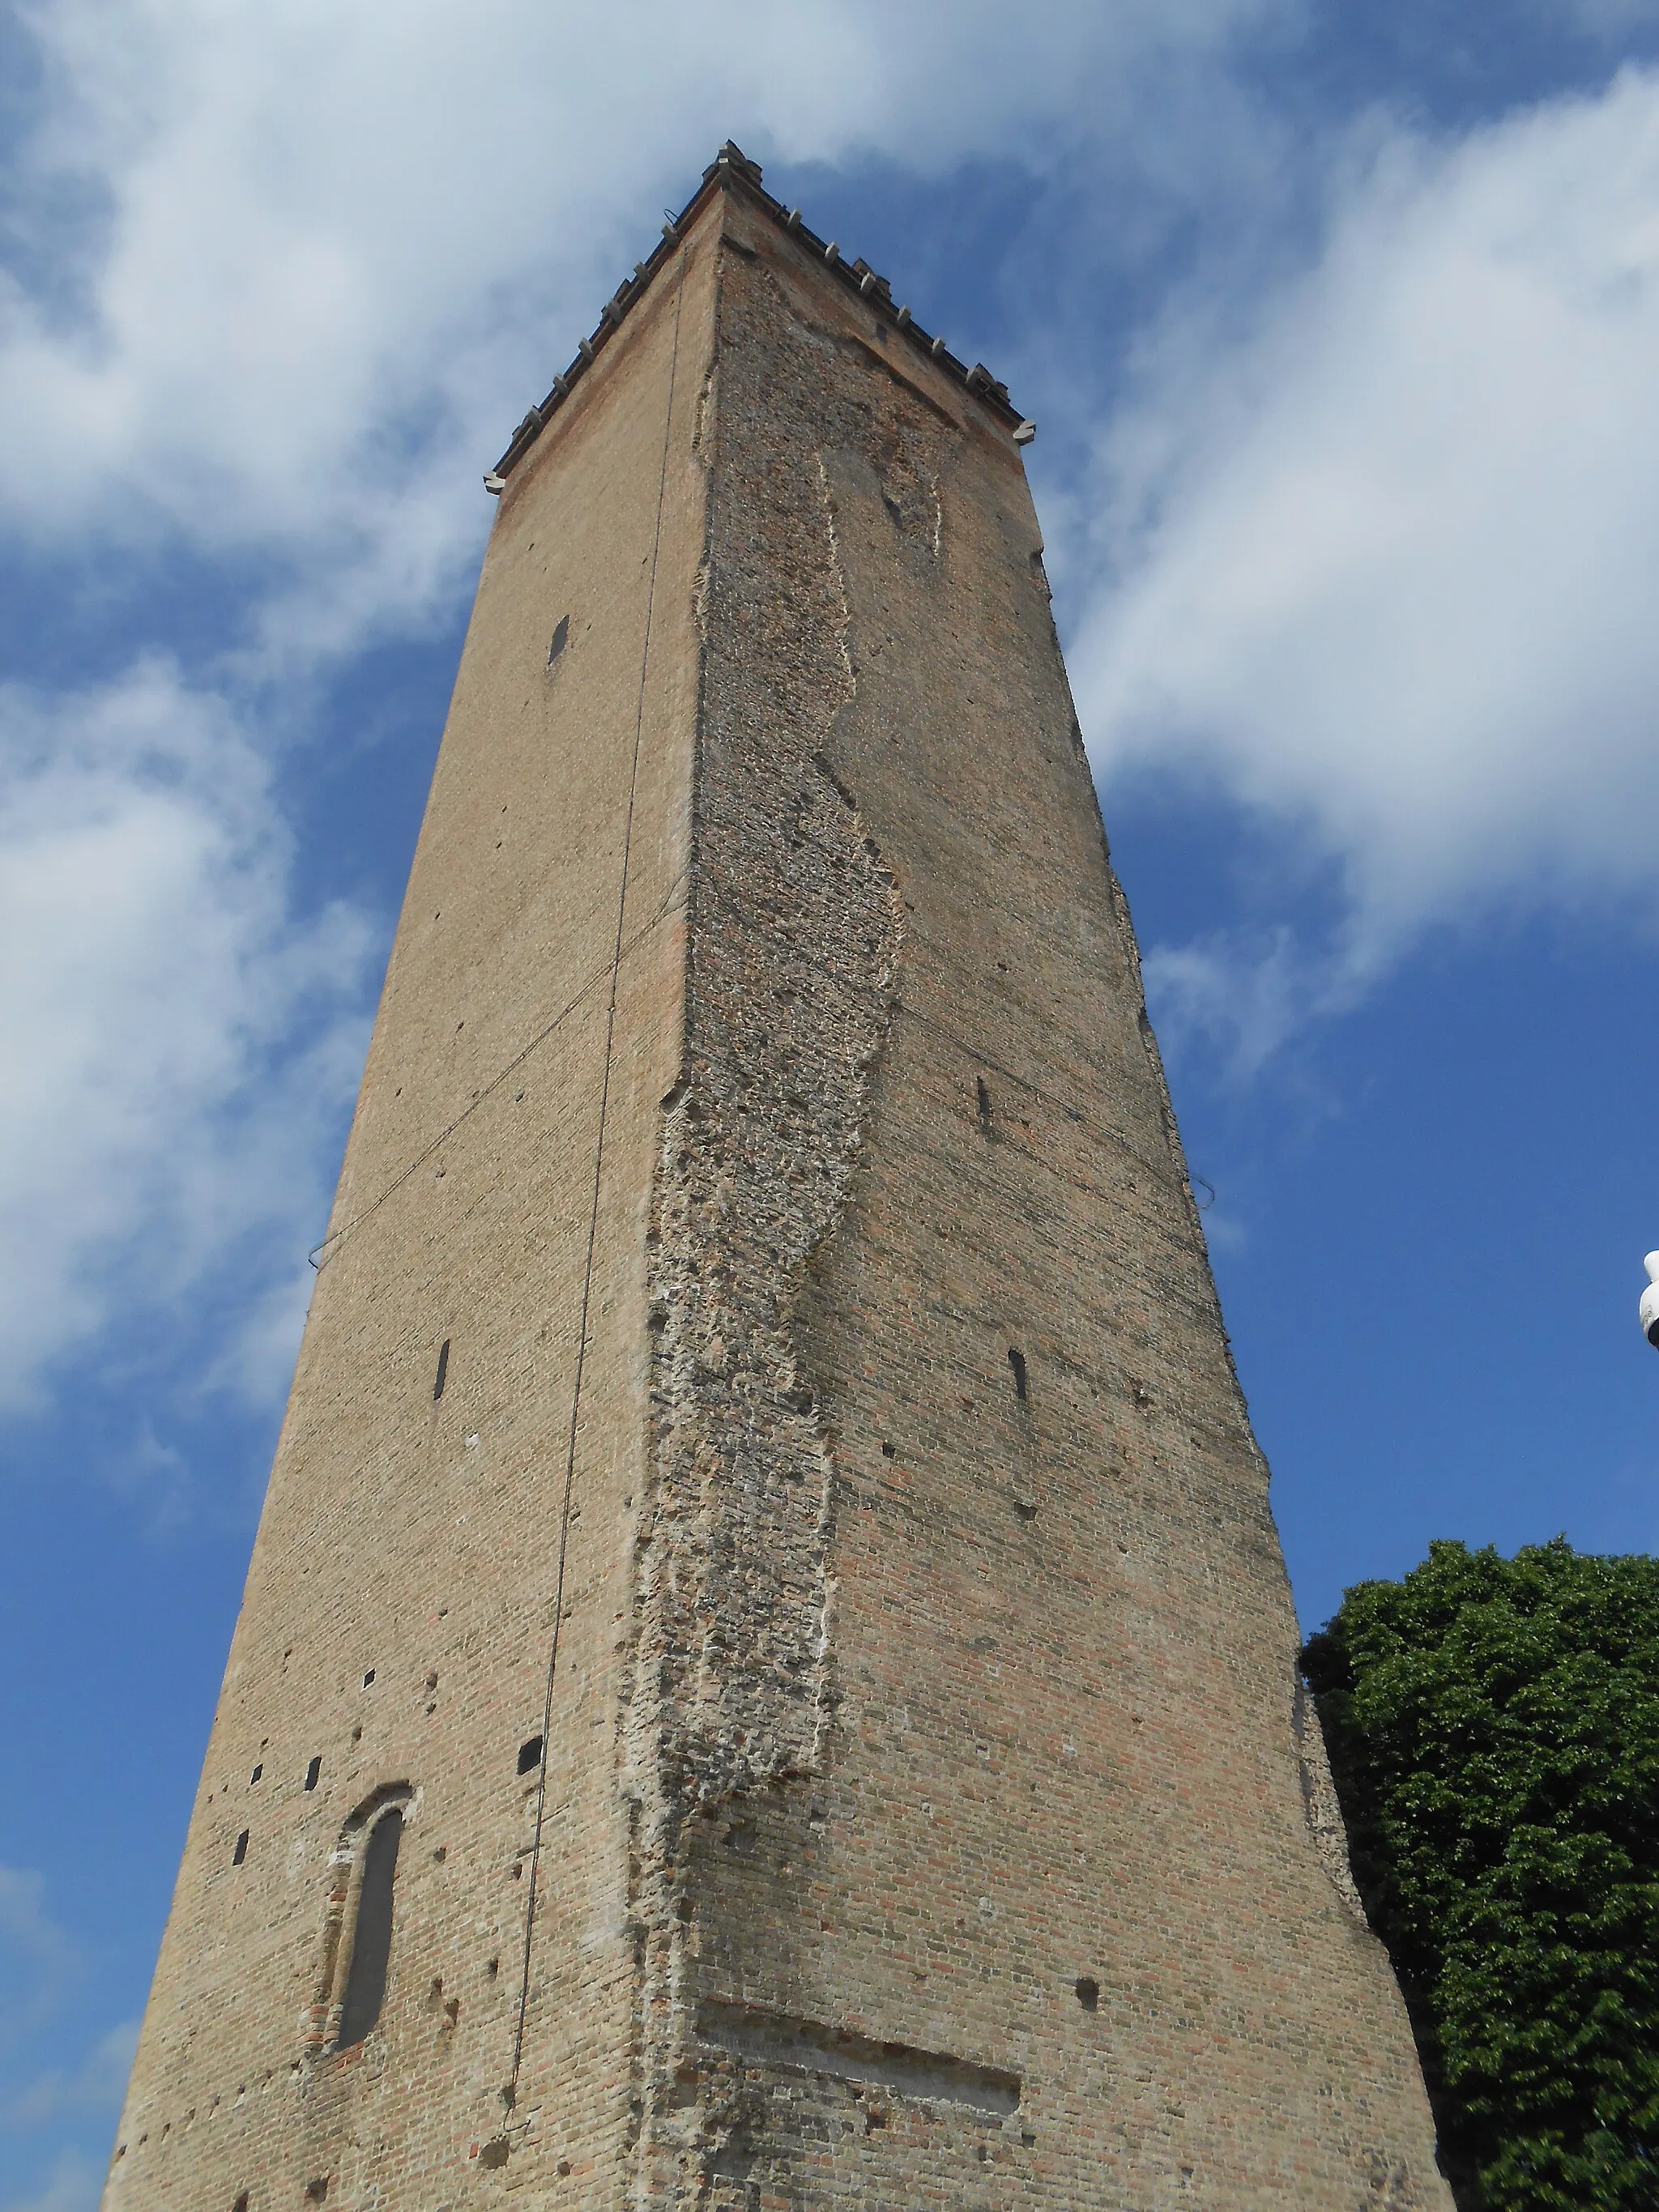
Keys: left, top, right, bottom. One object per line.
{"left": 3, "top": 2024, "right": 137, "bottom": 2133}
{"left": 7, "top": 7, "right": 1657, "bottom": 1394}
{"left": 2, "top": 2151, "right": 103, "bottom": 2212}
{"left": 0, "top": 1870, "right": 73, "bottom": 2035}
{"left": 0, "top": 663, "right": 373, "bottom": 1410}
{"left": 0, "top": 0, "right": 1286, "bottom": 645}
{"left": 0, "top": 1868, "right": 130, "bottom": 2212}
{"left": 1073, "top": 68, "right": 1659, "bottom": 999}
{"left": 1140, "top": 929, "right": 1360, "bottom": 1076}
{"left": 0, "top": 0, "right": 1298, "bottom": 1438}
{"left": 0, "top": 2, "right": 1302, "bottom": 1400}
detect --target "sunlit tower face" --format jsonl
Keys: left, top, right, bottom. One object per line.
{"left": 104, "top": 147, "right": 1452, "bottom": 2212}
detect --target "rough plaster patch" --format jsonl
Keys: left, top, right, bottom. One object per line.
{"left": 622, "top": 238, "right": 909, "bottom": 2207}
{"left": 1292, "top": 1676, "right": 1365, "bottom": 1915}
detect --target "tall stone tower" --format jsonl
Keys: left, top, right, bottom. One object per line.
{"left": 107, "top": 147, "right": 1452, "bottom": 2211}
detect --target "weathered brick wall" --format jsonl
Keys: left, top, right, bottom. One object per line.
{"left": 106, "top": 168, "right": 1452, "bottom": 2212}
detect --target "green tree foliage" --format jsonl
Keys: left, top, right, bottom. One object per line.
{"left": 1301, "top": 1539, "right": 1659, "bottom": 2211}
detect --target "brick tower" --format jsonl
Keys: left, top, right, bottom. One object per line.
{"left": 107, "top": 147, "right": 1452, "bottom": 2211}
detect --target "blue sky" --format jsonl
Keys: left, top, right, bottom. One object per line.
{"left": 6, "top": 1, "right": 1659, "bottom": 2202}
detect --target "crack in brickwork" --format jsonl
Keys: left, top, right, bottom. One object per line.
{"left": 623, "top": 238, "right": 906, "bottom": 2205}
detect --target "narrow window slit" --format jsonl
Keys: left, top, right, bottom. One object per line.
{"left": 547, "top": 615, "right": 569, "bottom": 666}
{"left": 1076, "top": 1975, "right": 1100, "bottom": 2011}
{"left": 1009, "top": 1347, "right": 1028, "bottom": 1402}
{"left": 305, "top": 1756, "right": 322, "bottom": 1791}
{"left": 976, "top": 1076, "right": 992, "bottom": 1129}
{"left": 433, "top": 1340, "right": 450, "bottom": 1400}
{"left": 232, "top": 1830, "right": 249, "bottom": 1866}
{"left": 336, "top": 1809, "right": 403, "bottom": 2049}
{"left": 518, "top": 1734, "right": 544, "bottom": 1776}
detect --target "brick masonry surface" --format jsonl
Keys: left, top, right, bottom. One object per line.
{"left": 105, "top": 170, "right": 1455, "bottom": 2212}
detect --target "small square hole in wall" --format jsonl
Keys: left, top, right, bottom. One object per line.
{"left": 362, "top": 1669, "right": 375, "bottom": 1688}
{"left": 518, "top": 1734, "right": 544, "bottom": 1776}
{"left": 249, "top": 1764, "right": 262, "bottom": 1784}
{"left": 232, "top": 1831, "right": 249, "bottom": 1867}
{"left": 1075, "top": 1975, "right": 1099, "bottom": 2011}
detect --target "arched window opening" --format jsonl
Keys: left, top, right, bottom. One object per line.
{"left": 308, "top": 1784, "right": 414, "bottom": 2056}
{"left": 336, "top": 1808, "right": 403, "bottom": 2049}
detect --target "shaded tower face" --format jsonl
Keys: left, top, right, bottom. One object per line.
{"left": 106, "top": 149, "right": 1452, "bottom": 2212}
